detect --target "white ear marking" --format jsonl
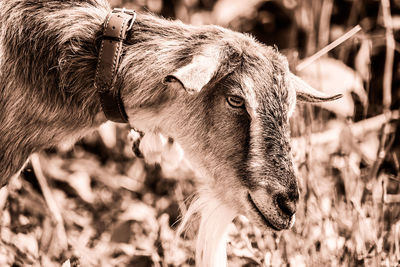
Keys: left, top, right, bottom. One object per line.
{"left": 166, "top": 47, "right": 220, "bottom": 94}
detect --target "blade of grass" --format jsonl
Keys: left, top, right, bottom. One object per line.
{"left": 296, "top": 25, "right": 362, "bottom": 71}
{"left": 381, "top": 0, "right": 395, "bottom": 112}
{"left": 318, "top": 0, "right": 334, "bottom": 49}
{"left": 31, "top": 153, "right": 68, "bottom": 251}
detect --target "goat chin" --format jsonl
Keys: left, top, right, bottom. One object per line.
{"left": 177, "top": 189, "right": 237, "bottom": 267}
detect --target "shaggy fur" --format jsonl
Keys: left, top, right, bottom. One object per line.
{"left": 177, "top": 189, "right": 236, "bottom": 267}
{"left": 0, "top": 1, "right": 340, "bottom": 266}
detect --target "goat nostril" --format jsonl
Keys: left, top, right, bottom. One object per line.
{"left": 276, "top": 193, "right": 296, "bottom": 217}
{"left": 289, "top": 189, "right": 299, "bottom": 202}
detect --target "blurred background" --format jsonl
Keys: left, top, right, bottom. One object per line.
{"left": 1, "top": 0, "right": 400, "bottom": 266}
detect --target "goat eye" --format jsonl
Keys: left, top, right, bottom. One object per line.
{"left": 226, "top": 95, "right": 245, "bottom": 108}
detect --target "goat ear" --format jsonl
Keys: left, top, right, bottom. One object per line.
{"left": 289, "top": 73, "right": 342, "bottom": 103}
{"left": 164, "top": 52, "right": 220, "bottom": 94}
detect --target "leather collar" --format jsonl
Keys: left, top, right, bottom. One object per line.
{"left": 94, "top": 8, "right": 136, "bottom": 123}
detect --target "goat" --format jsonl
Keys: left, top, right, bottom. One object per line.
{"left": 0, "top": 0, "right": 341, "bottom": 266}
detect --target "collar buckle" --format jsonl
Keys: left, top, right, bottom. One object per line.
{"left": 113, "top": 8, "right": 137, "bottom": 31}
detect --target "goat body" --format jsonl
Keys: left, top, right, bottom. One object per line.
{"left": 0, "top": 1, "right": 341, "bottom": 266}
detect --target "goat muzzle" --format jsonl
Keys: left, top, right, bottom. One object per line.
{"left": 247, "top": 189, "right": 298, "bottom": 231}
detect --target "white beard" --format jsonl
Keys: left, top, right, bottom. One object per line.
{"left": 177, "top": 189, "right": 237, "bottom": 267}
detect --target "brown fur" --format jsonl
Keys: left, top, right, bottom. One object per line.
{"left": 0, "top": 0, "right": 110, "bottom": 182}
{"left": 0, "top": 1, "right": 340, "bottom": 265}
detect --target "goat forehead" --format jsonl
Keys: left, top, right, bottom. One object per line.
{"left": 222, "top": 39, "right": 291, "bottom": 117}
{"left": 236, "top": 62, "right": 290, "bottom": 119}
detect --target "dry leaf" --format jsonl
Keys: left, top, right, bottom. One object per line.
{"left": 98, "top": 121, "right": 117, "bottom": 149}
{"left": 119, "top": 201, "right": 157, "bottom": 226}
{"left": 68, "top": 171, "right": 95, "bottom": 203}
{"left": 61, "top": 259, "right": 71, "bottom": 267}
{"left": 212, "top": 0, "right": 263, "bottom": 26}
{"left": 355, "top": 39, "right": 372, "bottom": 82}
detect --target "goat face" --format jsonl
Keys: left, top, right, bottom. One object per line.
{"left": 182, "top": 46, "right": 300, "bottom": 232}
{"left": 122, "top": 26, "right": 340, "bottom": 233}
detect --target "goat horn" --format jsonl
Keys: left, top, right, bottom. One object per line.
{"left": 289, "top": 72, "right": 343, "bottom": 103}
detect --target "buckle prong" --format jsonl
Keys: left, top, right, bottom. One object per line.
{"left": 113, "top": 8, "right": 136, "bottom": 31}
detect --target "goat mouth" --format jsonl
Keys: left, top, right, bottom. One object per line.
{"left": 247, "top": 193, "right": 282, "bottom": 231}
